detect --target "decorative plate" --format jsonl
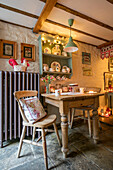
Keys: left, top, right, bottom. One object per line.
{"left": 62, "top": 66, "right": 68, "bottom": 70}
{"left": 62, "top": 66, "right": 68, "bottom": 73}
{"left": 44, "top": 47, "right": 51, "bottom": 54}
{"left": 62, "top": 66, "right": 70, "bottom": 73}
{"left": 51, "top": 61, "right": 61, "bottom": 70}
{"left": 52, "top": 45, "right": 61, "bottom": 55}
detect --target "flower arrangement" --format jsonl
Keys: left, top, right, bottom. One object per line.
{"left": 41, "top": 75, "right": 56, "bottom": 84}
{"left": 41, "top": 75, "right": 56, "bottom": 93}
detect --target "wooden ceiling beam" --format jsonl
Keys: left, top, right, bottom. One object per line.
{"left": 97, "top": 40, "right": 113, "bottom": 49}
{"left": 40, "top": 0, "right": 113, "bottom": 31}
{"left": 46, "top": 19, "right": 109, "bottom": 42}
{"left": 0, "top": 19, "right": 32, "bottom": 30}
{"left": 107, "top": 0, "right": 113, "bottom": 4}
{"left": 33, "top": 0, "right": 58, "bottom": 33}
{"left": 0, "top": 3, "right": 39, "bottom": 19}
{"left": 0, "top": 20, "right": 97, "bottom": 47}
{"left": 0, "top": 3, "right": 109, "bottom": 42}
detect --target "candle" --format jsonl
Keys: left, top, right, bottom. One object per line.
{"left": 105, "top": 113, "right": 109, "bottom": 117}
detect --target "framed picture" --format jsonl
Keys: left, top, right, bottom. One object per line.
{"left": 0, "top": 39, "right": 17, "bottom": 59}
{"left": 21, "top": 43, "right": 35, "bottom": 61}
{"left": 108, "top": 57, "right": 113, "bottom": 71}
{"left": 82, "top": 67, "right": 92, "bottom": 76}
{"left": 82, "top": 52, "right": 91, "bottom": 65}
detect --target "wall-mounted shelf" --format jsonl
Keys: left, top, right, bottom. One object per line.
{"left": 43, "top": 71, "right": 71, "bottom": 75}
{"left": 38, "top": 34, "right": 72, "bottom": 78}
{"left": 43, "top": 53, "right": 72, "bottom": 59}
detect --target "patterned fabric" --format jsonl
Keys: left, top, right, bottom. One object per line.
{"left": 19, "top": 97, "right": 47, "bottom": 123}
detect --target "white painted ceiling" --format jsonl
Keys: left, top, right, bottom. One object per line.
{"left": 0, "top": 0, "right": 113, "bottom": 46}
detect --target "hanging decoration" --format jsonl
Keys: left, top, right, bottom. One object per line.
{"left": 100, "top": 44, "right": 113, "bottom": 59}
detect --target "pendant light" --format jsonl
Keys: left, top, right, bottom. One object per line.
{"left": 64, "top": 19, "right": 78, "bottom": 52}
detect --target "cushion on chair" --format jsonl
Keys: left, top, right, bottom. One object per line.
{"left": 19, "top": 97, "right": 47, "bottom": 124}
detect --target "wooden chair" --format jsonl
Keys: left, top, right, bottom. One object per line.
{"left": 14, "top": 90, "right": 61, "bottom": 170}
{"left": 70, "top": 107, "right": 101, "bottom": 137}
{"left": 69, "top": 87, "right": 102, "bottom": 137}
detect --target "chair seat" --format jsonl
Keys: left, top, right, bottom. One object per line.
{"left": 23, "top": 115, "right": 57, "bottom": 128}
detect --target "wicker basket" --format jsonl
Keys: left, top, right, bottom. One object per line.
{"left": 14, "top": 65, "right": 27, "bottom": 72}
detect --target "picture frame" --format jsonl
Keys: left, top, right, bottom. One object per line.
{"left": 0, "top": 39, "right": 17, "bottom": 59}
{"left": 108, "top": 57, "right": 113, "bottom": 72}
{"left": 82, "top": 52, "right": 91, "bottom": 65}
{"left": 21, "top": 43, "right": 35, "bottom": 61}
{"left": 82, "top": 67, "right": 92, "bottom": 76}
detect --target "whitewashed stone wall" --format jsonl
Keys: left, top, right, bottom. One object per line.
{"left": 0, "top": 21, "right": 39, "bottom": 72}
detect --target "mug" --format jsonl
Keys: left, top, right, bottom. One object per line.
{"left": 55, "top": 89, "right": 60, "bottom": 96}
{"left": 80, "top": 88, "right": 84, "bottom": 93}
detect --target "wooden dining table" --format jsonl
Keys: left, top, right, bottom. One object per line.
{"left": 41, "top": 92, "right": 104, "bottom": 158}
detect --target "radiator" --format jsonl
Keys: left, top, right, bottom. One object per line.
{"left": 0, "top": 71, "right": 40, "bottom": 148}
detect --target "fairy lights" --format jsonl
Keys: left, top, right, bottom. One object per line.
{"left": 41, "top": 37, "right": 45, "bottom": 41}
{"left": 41, "top": 33, "right": 67, "bottom": 48}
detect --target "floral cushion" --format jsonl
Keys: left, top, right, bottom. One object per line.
{"left": 19, "top": 97, "right": 47, "bottom": 124}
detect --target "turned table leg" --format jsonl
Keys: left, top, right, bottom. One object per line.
{"left": 92, "top": 110, "right": 99, "bottom": 144}
{"left": 61, "top": 115, "right": 69, "bottom": 158}
{"left": 92, "top": 97, "right": 99, "bottom": 144}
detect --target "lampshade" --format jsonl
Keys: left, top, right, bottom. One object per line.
{"left": 64, "top": 36, "right": 78, "bottom": 52}
{"left": 64, "top": 19, "right": 78, "bottom": 52}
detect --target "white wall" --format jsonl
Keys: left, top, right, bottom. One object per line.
{"left": 71, "top": 42, "right": 108, "bottom": 91}
{"left": 70, "top": 42, "right": 108, "bottom": 106}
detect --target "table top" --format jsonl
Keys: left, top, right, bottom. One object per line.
{"left": 41, "top": 92, "right": 105, "bottom": 101}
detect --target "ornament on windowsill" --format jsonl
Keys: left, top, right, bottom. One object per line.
{"left": 108, "top": 85, "right": 113, "bottom": 92}
{"left": 99, "top": 108, "right": 105, "bottom": 117}
{"left": 106, "top": 85, "right": 113, "bottom": 93}
{"left": 99, "top": 106, "right": 111, "bottom": 117}
{"left": 105, "top": 107, "right": 111, "bottom": 117}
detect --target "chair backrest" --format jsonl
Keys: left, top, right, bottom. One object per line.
{"left": 14, "top": 90, "right": 38, "bottom": 122}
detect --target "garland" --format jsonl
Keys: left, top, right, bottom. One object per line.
{"left": 100, "top": 44, "right": 113, "bottom": 59}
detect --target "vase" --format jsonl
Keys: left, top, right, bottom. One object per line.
{"left": 46, "top": 84, "right": 50, "bottom": 94}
